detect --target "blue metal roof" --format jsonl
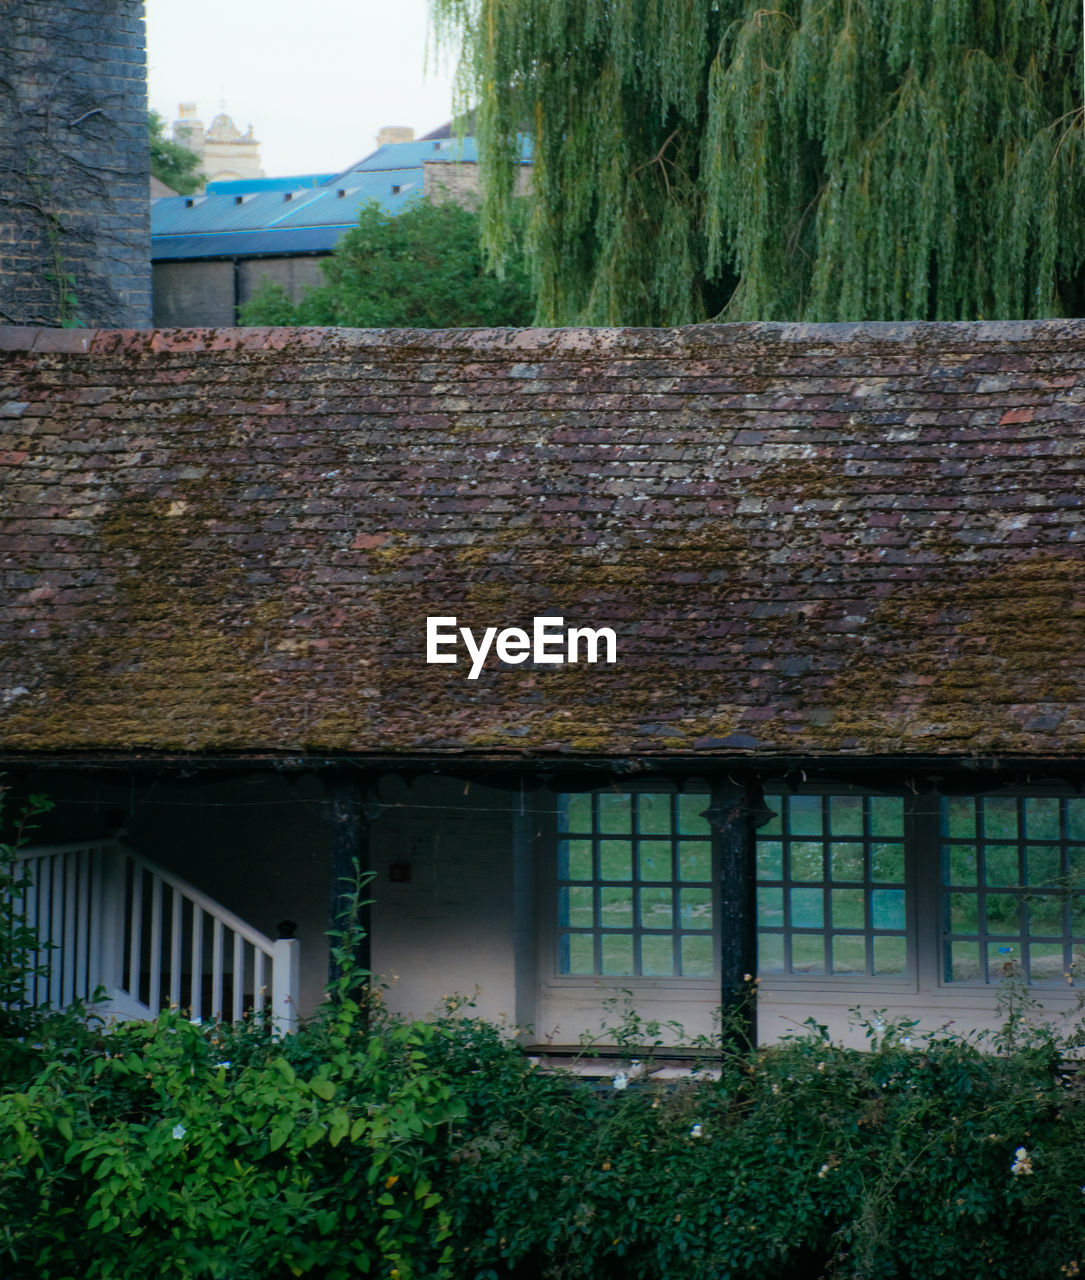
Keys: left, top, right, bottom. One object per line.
{"left": 205, "top": 174, "right": 336, "bottom": 195}
{"left": 152, "top": 228, "right": 346, "bottom": 260}
{"left": 151, "top": 136, "right": 531, "bottom": 262}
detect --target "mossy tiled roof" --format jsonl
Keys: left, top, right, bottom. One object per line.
{"left": 1, "top": 321, "right": 1083, "bottom": 757}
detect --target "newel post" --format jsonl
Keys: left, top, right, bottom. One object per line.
{"left": 272, "top": 920, "right": 300, "bottom": 1037}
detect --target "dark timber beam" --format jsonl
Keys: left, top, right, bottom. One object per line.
{"left": 707, "top": 779, "right": 759, "bottom": 1049}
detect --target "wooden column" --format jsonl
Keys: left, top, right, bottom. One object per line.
{"left": 326, "top": 770, "right": 370, "bottom": 992}
{"left": 707, "top": 780, "right": 758, "bottom": 1049}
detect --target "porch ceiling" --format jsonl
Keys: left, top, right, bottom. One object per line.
{"left": 1, "top": 321, "right": 1083, "bottom": 757}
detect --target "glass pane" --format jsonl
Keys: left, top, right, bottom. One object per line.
{"left": 679, "top": 842, "right": 711, "bottom": 882}
{"left": 679, "top": 888, "right": 713, "bottom": 929}
{"left": 1027, "top": 894, "right": 1063, "bottom": 937}
{"left": 873, "top": 936, "right": 907, "bottom": 975}
{"left": 983, "top": 797, "right": 1018, "bottom": 840}
{"left": 830, "top": 843, "right": 864, "bottom": 882}
{"left": 639, "top": 887, "right": 673, "bottom": 930}
{"left": 870, "top": 843, "right": 904, "bottom": 882}
{"left": 599, "top": 841, "right": 632, "bottom": 882}
{"left": 598, "top": 792, "right": 632, "bottom": 834}
{"left": 599, "top": 887, "right": 633, "bottom": 929}
{"left": 559, "top": 886, "right": 594, "bottom": 929}
{"left": 789, "top": 841, "right": 823, "bottom": 882}
{"left": 791, "top": 934, "right": 824, "bottom": 974}
{"left": 638, "top": 840, "right": 671, "bottom": 882}
{"left": 1024, "top": 797, "right": 1060, "bottom": 841}
{"left": 757, "top": 840, "right": 783, "bottom": 880}
{"left": 871, "top": 889, "right": 905, "bottom": 931}
{"left": 944, "top": 843, "right": 977, "bottom": 885}
{"left": 757, "top": 886, "right": 784, "bottom": 927}
{"left": 601, "top": 933, "right": 634, "bottom": 975}
{"left": 677, "top": 793, "right": 711, "bottom": 836}
{"left": 561, "top": 793, "right": 593, "bottom": 833}
{"left": 1072, "top": 895, "right": 1085, "bottom": 935}
{"left": 829, "top": 795, "right": 863, "bottom": 836}
{"left": 1069, "top": 847, "right": 1085, "bottom": 888}
{"left": 789, "top": 795, "right": 823, "bottom": 837}
{"left": 760, "top": 802, "right": 783, "bottom": 837}
{"left": 947, "top": 892, "right": 978, "bottom": 933}
{"left": 1068, "top": 798, "right": 1085, "bottom": 841}
{"left": 985, "top": 894, "right": 1021, "bottom": 935}
{"left": 637, "top": 793, "right": 672, "bottom": 835}
{"left": 641, "top": 934, "right": 674, "bottom": 976}
{"left": 680, "top": 934, "right": 714, "bottom": 977}
{"left": 947, "top": 940, "right": 980, "bottom": 982}
{"left": 558, "top": 839, "right": 593, "bottom": 881}
{"left": 988, "top": 942, "right": 1019, "bottom": 980}
{"left": 984, "top": 844, "right": 1019, "bottom": 887}
{"left": 1026, "top": 845, "right": 1060, "bottom": 885}
{"left": 942, "top": 797, "right": 976, "bottom": 839}
{"left": 757, "top": 931, "right": 784, "bottom": 973}
{"left": 870, "top": 796, "right": 904, "bottom": 837}
{"left": 832, "top": 934, "right": 866, "bottom": 974}
{"left": 560, "top": 933, "right": 595, "bottom": 975}
{"left": 790, "top": 887, "right": 823, "bottom": 929}
{"left": 1028, "top": 942, "right": 1064, "bottom": 984}
{"left": 830, "top": 888, "right": 864, "bottom": 929}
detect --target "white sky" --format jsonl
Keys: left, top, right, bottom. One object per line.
{"left": 144, "top": 0, "right": 461, "bottom": 177}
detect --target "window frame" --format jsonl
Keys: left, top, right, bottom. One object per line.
{"left": 755, "top": 782, "right": 922, "bottom": 994}
{"left": 539, "top": 784, "right": 721, "bottom": 991}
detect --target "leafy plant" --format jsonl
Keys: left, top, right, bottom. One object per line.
{"left": 241, "top": 197, "right": 535, "bottom": 329}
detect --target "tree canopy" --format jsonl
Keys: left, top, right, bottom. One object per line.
{"left": 148, "top": 110, "right": 203, "bottom": 196}
{"left": 240, "top": 198, "right": 534, "bottom": 328}
{"left": 431, "top": 0, "right": 1085, "bottom": 325}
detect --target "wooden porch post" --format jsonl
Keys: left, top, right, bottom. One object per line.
{"left": 708, "top": 780, "right": 758, "bottom": 1049}
{"left": 326, "top": 771, "right": 370, "bottom": 994}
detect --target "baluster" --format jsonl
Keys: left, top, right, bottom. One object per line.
{"left": 148, "top": 874, "right": 163, "bottom": 1015}
{"left": 127, "top": 863, "right": 143, "bottom": 1000}
{"left": 211, "top": 918, "right": 224, "bottom": 1019}
{"left": 190, "top": 907, "right": 204, "bottom": 1021}
{"left": 232, "top": 932, "right": 244, "bottom": 1023}
{"left": 169, "top": 887, "right": 182, "bottom": 1010}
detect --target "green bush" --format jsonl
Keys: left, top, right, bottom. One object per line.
{"left": 4, "top": 853, "right": 1085, "bottom": 1278}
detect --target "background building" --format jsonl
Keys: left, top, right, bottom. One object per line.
{"left": 150, "top": 127, "right": 533, "bottom": 326}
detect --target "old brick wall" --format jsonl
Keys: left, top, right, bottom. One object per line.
{"left": 1, "top": 321, "right": 1083, "bottom": 757}
{"left": 0, "top": 0, "right": 151, "bottom": 328}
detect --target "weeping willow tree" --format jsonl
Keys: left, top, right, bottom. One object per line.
{"left": 430, "top": 0, "right": 1085, "bottom": 324}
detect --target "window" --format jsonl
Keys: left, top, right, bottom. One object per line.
{"left": 757, "top": 785, "right": 1085, "bottom": 988}
{"left": 756, "top": 792, "right": 909, "bottom": 979}
{"left": 941, "top": 794, "right": 1085, "bottom": 984}
{"left": 554, "top": 783, "right": 1085, "bottom": 991}
{"left": 555, "top": 790, "right": 715, "bottom": 979}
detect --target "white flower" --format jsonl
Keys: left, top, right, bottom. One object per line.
{"left": 689, "top": 1123, "right": 704, "bottom": 1138}
{"left": 1011, "top": 1147, "right": 1033, "bottom": 1176}
{"left": 172, "top": 1124, "right": 186, "bottom": 1141}
{"left": 817, "top": 1163, "right": 831, "bottom": 1179}
{"left": 612, "top": 1072, "right": 628, "bottom": 1091}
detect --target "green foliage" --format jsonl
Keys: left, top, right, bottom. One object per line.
{"left": 149, "top": 110, "right": 204, "bottom": 196}
{"left": 5, "top": 856, "right": 1085, "bottom": 1277}
{"left": 0, "top": 788, "right": 54, "bottom": 1041}
{"left": 240, "top": 197, "right": 535, "bottom": 328}
{"left": 432, "top": 0, "right": 1085, "bottom": 324}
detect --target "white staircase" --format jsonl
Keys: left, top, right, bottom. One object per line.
{"left": 10, "top": 839, "right": 300, "bottom": 1033}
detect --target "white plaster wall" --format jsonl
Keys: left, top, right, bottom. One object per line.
{"left": 369, "top": 776, "right": 519, "bottom": 1027}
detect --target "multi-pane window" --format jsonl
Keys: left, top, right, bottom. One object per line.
{"left": 556, "top": 791, "right": 715, "bottom": 978}
{"left": 941, "top": 795, "right": 1085, "bottom": 984}
{"left": 756, "top": 793, "right": 909, "bottom": 978}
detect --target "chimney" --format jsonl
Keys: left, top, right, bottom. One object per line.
{"left": 377, "top": 125, "right": 415, "bottom": 146}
